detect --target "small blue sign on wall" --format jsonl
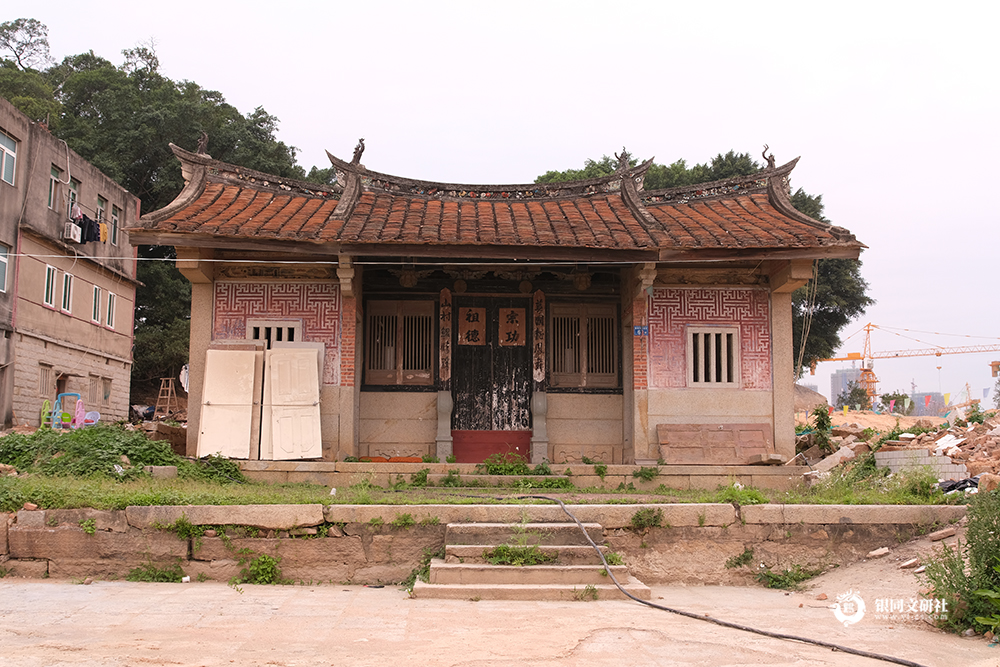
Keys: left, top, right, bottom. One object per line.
{"left": 633, "top": 325, "right": 649, "bottom": 336}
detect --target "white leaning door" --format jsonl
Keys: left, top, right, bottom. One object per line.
{"left": 262, "top": 348, "right": 322, "bottom": 460}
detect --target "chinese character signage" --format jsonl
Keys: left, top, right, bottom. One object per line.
{"left": 498, "top": 308, "right": 526, "bottom": 347}
{"left": 458, "top": 307, "right": 486, "bottom": 345}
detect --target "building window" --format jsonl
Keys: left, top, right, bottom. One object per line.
{"left": 38, "top": 364, "right": 52, "bottom": 397}
{"left": 549, "top": 303, "right": 619, "bottom": 389}
{"left": 66, "top": 179, "right": 79, "bottom": 218}
{"left": 49, "top": 167, "right": 61, "bottom": 208}
{"left": 97, "top": 196, "right": 107, "bottom": 223}
{"left": 111, "top": 204, "right": 120, "bottom": 246}
{"left": 0, "top": 244, "right": 8, "bottom": 293}
{"left": 102, "top": 377, "right": 112, "bottom": 408}
{"left": 246, "top": 319, "right": 301, "bottom": 348}
{"left": 88, "top": 375, "right": 102, "bottom": 406}
{"left": 364, "top": 300, "right": 435, "bottom": 386}
{"left": 106, "top": 292, "right": 116, "bottom": 329}
{"left": 43, "top": 265, "right": 57, "bottom": 307}
{"left": 92, "top": 285, "right": 101, "bottom": 322}
{"left": 0, "top": 129, "right": 16, "bottom": 186}
{"left": 687, "top": 326, "right": 740, "bottom": 386}
{"left": 61, "top": 273, "right": 73, "bottom": 313}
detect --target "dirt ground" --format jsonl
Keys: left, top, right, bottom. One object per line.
{"left": 1, "top": 526, "right": 997, "bottom": 667}
{"left": 796, "top": 409, "right": 948, "bottom": 433}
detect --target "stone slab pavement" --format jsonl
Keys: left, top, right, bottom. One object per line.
{"left": 0, "top": 580, "right": 995, "bottom": 667}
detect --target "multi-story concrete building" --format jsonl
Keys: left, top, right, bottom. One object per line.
{"left": 0, "top": 96, "right": 139, "bottom": 427}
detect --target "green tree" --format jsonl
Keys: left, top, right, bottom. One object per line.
{"left": 880, "top": 389, "right": 914, "bottom": 415}
{"left": 0, "top": 18, "right": 52, "bottom": 70}
{"left": 836, "top": 381, "right": 870, "bottom": 410}
{"left": 537, "top": 152, "right": 873, "bottom": 375}
{"left": 6, "top": 23, "right": 306, "bottom": 400}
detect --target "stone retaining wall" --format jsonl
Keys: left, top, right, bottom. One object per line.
{"left": 0, "top": 504, "right": 966, "bottom": 585}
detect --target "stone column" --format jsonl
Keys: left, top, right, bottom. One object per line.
{"left": 530, "top": 391, "right": 548, "bottom": 463}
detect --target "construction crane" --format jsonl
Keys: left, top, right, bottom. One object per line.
{"left": 811, "top": 323, "right": 1000, "bottom": 403}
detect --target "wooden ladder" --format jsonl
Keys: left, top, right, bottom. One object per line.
{"left": 154, "top": 378, "right": 178, "bottom": 418}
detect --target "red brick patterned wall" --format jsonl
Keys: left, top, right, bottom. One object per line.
{"left": 647, "top": 287, "right": 771, "bottom": 390}
{"left": 629, "top": 294, "right": 648, "bottom": 390}
{"left": 340, "top": 295, "right": 355, "bottom": 387}
{"left": 213, "top": 282, "right": 342, "bottom": 385}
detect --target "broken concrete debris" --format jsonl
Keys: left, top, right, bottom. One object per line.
{"left": 797, "top": 414, "right": 1000, "bottom": 485}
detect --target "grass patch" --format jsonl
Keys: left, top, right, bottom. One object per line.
{"left": 755, "top": 564, "right": 821, "bottom": 589}
{"left": 475, "top": 452, "right": 532, "bottom": 476}
{"left": 725, "top": 547, "right": 754, "bottom": 569}
{"left": 79, "top": 518, "right": 96, "bottom": 535}
{"left": 632, "top": 466, "right": 659, "bottom": 482}
{"left": 390, "top": 513, "right": 415, "bottom": 529}
{"left": 573, "top": 584, "right": 599, "bottom": 601}
{"left": 483, "top": 543, "right": 555, "bottom": 567}
{"left": 126, "top": 561, "right": 185, "bottom": 583}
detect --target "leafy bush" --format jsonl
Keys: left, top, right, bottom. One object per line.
{"left": 923, "top": 490, "right": 1000, "bottom": 633}
{"left": 531, "top": 460, "right": 553, "bottom": 476}
{"left": 0, "top": 425, "right": 245, "bottom": 483}
{"left": 811, "top": 405, "right": 832, "bottom": 453}
{"left": 476, "top": 452, "right": 531, "bottom": 476}
{"left": 232, "top": 554, "right": 285, "bottom": 585}
{"left": 630, "top": 507, "right": 664, "bottom": 530}
{"left": 440, "top": 470, "right": 462, "bottom": 487}
{"left": 390, "top": 513, "right": 415, "bottom": 529}
{"left": 410, "top": 468, "right": 430, "bottom": 487}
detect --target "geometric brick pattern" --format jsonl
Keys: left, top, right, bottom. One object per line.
{"left": 213, "top": 282, "right": 341, "bottom": 385}
{"left": 647, "top": 287, "right": 771, "bottom": 390}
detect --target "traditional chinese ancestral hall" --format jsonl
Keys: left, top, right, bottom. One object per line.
{"left": 129, "top": 143, "right": 862, "bottom": 465}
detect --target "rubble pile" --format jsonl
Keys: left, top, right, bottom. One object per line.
{"left": 795, "top": 413, "right": 1000, "bottom": 490}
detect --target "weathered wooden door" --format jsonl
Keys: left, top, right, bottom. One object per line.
{"left": 452, "top": 297, "right": 532, "bottom": 431}
{"left": 262, "top": 348, "right": 322, "bottom": 460}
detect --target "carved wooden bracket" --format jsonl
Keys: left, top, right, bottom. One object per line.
{"left": 337, "top": 256, "right": 355, "bottom": 297}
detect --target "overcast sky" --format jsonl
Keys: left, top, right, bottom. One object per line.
{"left": 10, "top": 0, "right": 1000, "bottom": 408}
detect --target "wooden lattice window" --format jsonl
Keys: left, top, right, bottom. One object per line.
{"left": 549, "top": 303, "right": 618, "bottom": 389}
{"left": 365, "top": 300, "right": 434, "bottom": 386}
{"left": 246, "top": 319, "right": 301, "bottom": 349}
{"left": 687, "top": 326, "right": 740, "bottom": 386}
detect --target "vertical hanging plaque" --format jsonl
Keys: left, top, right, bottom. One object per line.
{"left": 458, "top": 307, "right": 486, "bottom": 345}
{"left": 498, "top": 308, "right": 526, "bottom": 347}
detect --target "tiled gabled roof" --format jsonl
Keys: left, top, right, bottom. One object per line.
{"left": 130, "top": 144, "right": 862, "bottom": 259}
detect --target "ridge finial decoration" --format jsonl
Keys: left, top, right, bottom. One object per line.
{"left": 615, "top": 147, "right": 631, "bottom": 173}
{"left": 197, "top": 131, "right": 209, "bottom": 154}
{"left": 352, "top": 138, "right": 365, "bottom": 165}
{"left": 762, "top": 144, "right": 776, "bottom": 169}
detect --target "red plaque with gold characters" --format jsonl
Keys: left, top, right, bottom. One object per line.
{"left": 498, "top": 308, "right": 526, "bottom": 347}
{"left": 458, "top": 307, "right": 486, "bottom": 345}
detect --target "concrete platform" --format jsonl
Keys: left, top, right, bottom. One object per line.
{"left": 428, "top": 560, "right": 632, "bottom": 585}
{"left": 239, "top": 460, "right": 811, "bottom": 491}
{"left": 444, "top": 522, "right": 604, "bottom": 545}
{"left": 446, "top": 543, "right": 608, "bottom": 564}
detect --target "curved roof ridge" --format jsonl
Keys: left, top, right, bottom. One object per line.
{"left": 640, "top": 158, "right": 798, "bottom": 204}
{"left": 169, "top": 143, "right": 343, "bottom": 199}
{"left": 326, "top": 148, "right": 654, "bottom": 199}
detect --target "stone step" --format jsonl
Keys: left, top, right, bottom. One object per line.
{"left": 445, "top": 544, "right": 609, "bottom": 565}
{"left": 411, "top": 576, "right": 652, "bottom": 601}
{"left": 428, "top": 560, "right": 630, "bottom": 585}
{"left": 444, "top": 522, "right": 603, "bottom": 546}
